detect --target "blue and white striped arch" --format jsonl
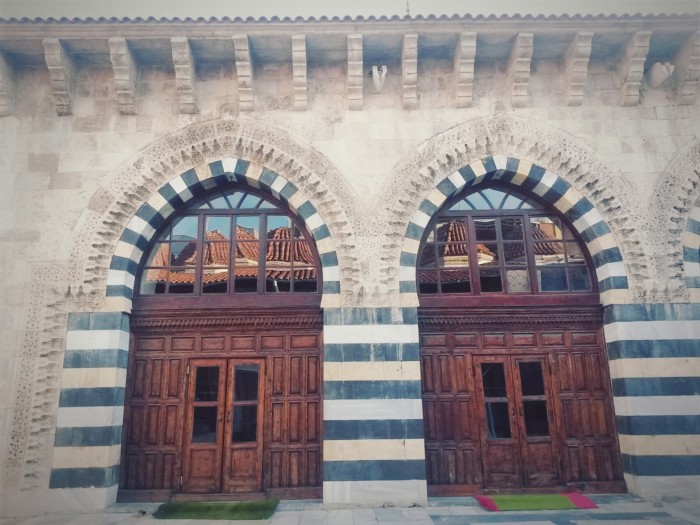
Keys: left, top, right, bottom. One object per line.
{"left": 105, "top": 157, "right": 341, "bottom": 311}
{"left": 398, "top": 155, "right": 630, "bottom": 305}
{"left": 48, "top": 158, "right": 340, "bottom": 511}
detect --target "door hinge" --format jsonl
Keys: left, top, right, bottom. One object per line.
{"left": 186, "top": 365, "right": 190, "bottom": 375}
{"left": 179, "top": 475, "right": 183, "bottom": 486}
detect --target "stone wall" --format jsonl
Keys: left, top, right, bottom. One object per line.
{"left": 0, "top": 29, "right": 698, "bottom": 515}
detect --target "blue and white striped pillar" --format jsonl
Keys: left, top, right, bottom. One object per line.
{"left": 322, "top": 307, "right": 427, "bottom": 506}
{"left": 48, "top": 312, "right": 129, "bottom": 511}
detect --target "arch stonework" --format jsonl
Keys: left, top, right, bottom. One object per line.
{"left": 650, "top": 139, "right": 700, "bottom": 302}
{"left": 376, "top": 115, "right": 648, "bottom": 306}
{"left": 64, "top": 116, "right": 359, "bottom": 312}
{"left": 395, "top": 154, "right": 631, "bottom": 307}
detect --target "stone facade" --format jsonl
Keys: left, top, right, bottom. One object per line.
{"left": 0, "top": 12, "right": 698, "bottom": 517}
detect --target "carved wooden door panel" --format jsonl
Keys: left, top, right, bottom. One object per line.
{"left": 182, "top": 359, "right": 227, "bottom": 493}
{"left": 222, "top": 360, "right": 264, "bottom": 492}
{"left": 474, "top": 356, "right": 523, "bottom": 488}
{"left": 182, "top": 359, "right": 265, "bottom": 493}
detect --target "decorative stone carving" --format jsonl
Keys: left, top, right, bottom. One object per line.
{"left": 42, "top": 38, "right": 75, "bottom": 116}
{"left": 67, "top": 117, "right": 360, "bottom": 310}
{"left": 506, "top": 33, "right": 533, "bottom": 108}
{"left": 347, "top": 34, "right": 363, "bottom": 110}
{"left": 454, "top": 32, "right": 476, "bottom": 108}
{"left": 292, "top": 34, "right": 308, "bottom": 111}
{"left": 563, "top": 32, "right": 592, "bottom": 106}
{"left": 0, "top": 52, "right": 15, "bottom": 116}
{"left": 108, "top": 37, "right": 138, "bottom": 115}
{"left": 672, "top": 31, "right": 700, "bottom": 105}
{"left": 402, "top": 34, "right": 418, "bottom": 109}
{"left": 233, "top": 34, "right": 254, "bottom": 112}
{"left": 617, "top": 31, "right": 651, "bottom": 106}
{"left": 171, "top": 36, "right": 197, "bottom": 114}
{"left": 376, "top": 115, "right": 649, "bottom": 303}
{"left": 650, "top": 139, "right": 700, "bottom": 301}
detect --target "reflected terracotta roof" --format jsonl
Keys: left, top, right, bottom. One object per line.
{"left": 144, "top": 226, "right": 316, "bottom": 285}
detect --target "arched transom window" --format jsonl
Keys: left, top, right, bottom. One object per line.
{"left": 138, "top": 188, "right": 320, "bottom": 297}
{"left": 418, "top": 186, "right": 595, "bottom": 297}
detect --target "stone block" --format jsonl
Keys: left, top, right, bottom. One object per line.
{"left": 27, "top": 153, "right": 59, "bottom": 173}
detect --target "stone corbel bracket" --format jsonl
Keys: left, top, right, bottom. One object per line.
{"left": 347, "top": 34, "right": 363, "bottom": 110}
{"left": 563, "top": 32, "right": 593, "bottom": 106}
{"left": 108, "top": 37, "right": 138, "bottom": 115}
{"left": 0, "top": 52, "right": 15, "bottom": 116}
{"left": 402, "top": 33, "right": 418, "bottom": 109}
{"left": 233, "top": 34, "right": 254, "bottom": 112}
{"left": 171, "top": 36, "right": 197, "bottom": 114}
{"left": 506, "top": 33, "right": 534, "bottom": 108}
{"left": 292, "top": 34, "right": 308, "bottom": 111}
{"left": 455, "top": 32, "right": 476, "bottom": 108}
{"left": 672, "top": 31, "right": 700, "bottom": 105}
{"left": 616, "top": 31, "right": 651, "bottom": 106}
{"left": 42, "top": 38, "right": 75, "bottom": 116}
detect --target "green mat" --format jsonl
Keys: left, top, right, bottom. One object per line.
{"left": 152, "top": 499, "right": 279, "bottom": 520}
{"left": 476, "top": 494, "right": 586, "bottom": 511}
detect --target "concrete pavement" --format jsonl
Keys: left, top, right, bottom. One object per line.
{"left": 1, "top": 495, "right": 699, "bottom": 525}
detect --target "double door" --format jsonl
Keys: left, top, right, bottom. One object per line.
{"left": 475, "top": 355, "right": 558, "bottom": 488}
{"left": 183, "top": 359, "right": 264, "bottom": 493}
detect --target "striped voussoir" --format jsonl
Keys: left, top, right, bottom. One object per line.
{"left": 322, "top": 307, "right": 428, "bottom": 505}
{"left": 684, "top": 203, "right": 700, "bottom": 296}
{"left": 604, "top": 303, "right": 700, "bottom": 482}
{"left": 399, "top": 155, "right": 629, "bottom": 304}
{"left": 50, "top": 312, "right": 129, "bottom": 491}
{"left": 105, "top": 157, "right": 340, "bottom": 311}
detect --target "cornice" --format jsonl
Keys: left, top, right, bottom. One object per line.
{"left": 131, "top": 309, "right": 323, "bottom": 332}
{"left": 418, "top": 306, "right": 604, "bottom": 330}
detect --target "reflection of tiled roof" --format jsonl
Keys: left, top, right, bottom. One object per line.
{"left": 502, "top": 223, "right": 564, "bottom": 261}
{"left": 145, "top": 226, "right": 316, "bottom": 285}
{"left": 422, "top": 221, "right": 496, "bottom": 265}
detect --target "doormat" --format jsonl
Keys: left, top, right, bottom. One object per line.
{"left": 152, "top": 499, "right": 279, "bottom": 520}
{"left": 475, "top": 493, "right": 597, "bottom": 511}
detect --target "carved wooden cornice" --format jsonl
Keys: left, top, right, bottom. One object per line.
{"left": 131, "top": 309, "right": 322, "bottom": 332}
{"left": 418, "top": 306, "right": 603, "bottom": 330}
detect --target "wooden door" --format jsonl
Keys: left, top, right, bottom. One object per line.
{"left": 223, "top": 360, "right": 264, "bottom": 492}
{"left": 182, "top": 358, "right": 265, "bottom": 493}
{"left": 474, "top": 355, "right": 560, "bottom": 489}
{"left": 474, "top": 356, "right": 523, "bottom": 488}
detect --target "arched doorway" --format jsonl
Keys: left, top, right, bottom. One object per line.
{"left": 417, "top": 184, "right": 625, "bottom": 493}
{"left": 119, "top": 185, "right": 323, "bottom": 499}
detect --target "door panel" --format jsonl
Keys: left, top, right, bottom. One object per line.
{"left": 182, "top": 360, "right": 226, "bottom": 493}
{"left": 420, "top": 317, "right": 623, "bottom": 493}
{"left": 474, "top": 357, "right": 523, "bottom": 488}
{"left": 223, "top": 361, "right": 264, "bottom": 492}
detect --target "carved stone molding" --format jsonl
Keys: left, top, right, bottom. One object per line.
{"left": 376, "top": 115, "right": 650, "bottom": 303}
{"left": 42, "top": 38, "right": 74, "bottom": 116}
{"left": 292, "top": 34, "right": 308, "bottom": 111}
{"left": 108, "top": 37, "right": 137, "bottom": 115}
{"left": 67, "top": 116, "right": 360, "bottom": 310}
{"left": 132, "top": 309, "right": 322, "bottom": 332}
{"left": 617, "top": 31, "right": 651, "bottom": 106}
{"left": 506, "top": 33, "right": 533, "bottom": 108}
{"left": 454, "top": 32, "right": 476, "bottom": 108}
{"left": 0, "top": 51, "right": 15, "bottom": 116}
{"left": 563, "top": 32, "right": 592, "bottom": 106}
{"left": 650, "top": 139, "right": 700, "bottom": 302}
{"left": 673, "top": 31, "right": 700, "bottom": 105}
{"left": 233, "top": 34, "right": 254, "bottom": 112}
{"left": 419, "top": 306, "right": 604, "bottom": 330}
{"left": 171, "top": 36, "right": 197, "bottom": 114}
{"left": 347, "top": 34, "right": 363, "bottom": 110}
{"left": 402, "top": 34, "right": 418, "bottom": 109}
